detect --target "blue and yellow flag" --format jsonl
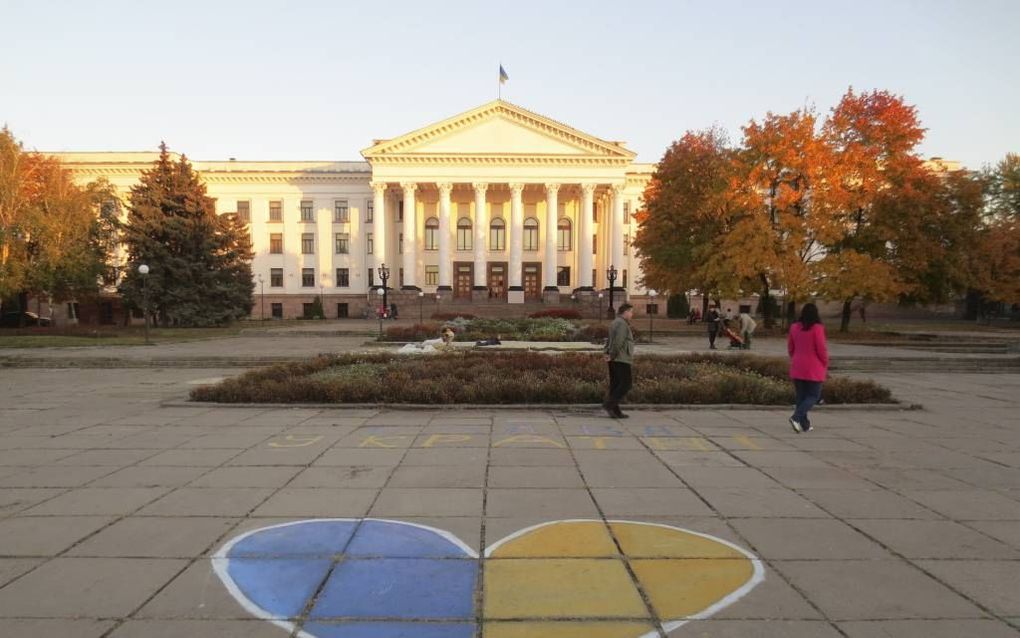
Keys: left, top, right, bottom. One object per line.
{"left": 499, "top": 65, "right": 509, "bottom": 84}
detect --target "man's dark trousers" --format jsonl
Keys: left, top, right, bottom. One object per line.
{"left": 607, "top": 361, "right": 633, "bottom": 411}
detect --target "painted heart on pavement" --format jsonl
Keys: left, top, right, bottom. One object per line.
{"left": 213, "top": 518, "right": 764, "bottom": 638}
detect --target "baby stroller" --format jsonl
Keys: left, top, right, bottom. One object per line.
{"left": 721, "top": 319, "right": 744, "bottom": 349}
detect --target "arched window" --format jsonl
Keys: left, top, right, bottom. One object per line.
{"left": 557, "top": 218, "right": 572, "bottom": 251}
{"left": 424, "top": 217, "right": 439, "bottom": 251}
{"left": 523, "top": 217, "right": 539, "bottom": 251}
{"left": 457, "top": 217, "right": 473, "bottom": 251}
{"left": 489, "top": 218, "right": 506, "bottom": 251}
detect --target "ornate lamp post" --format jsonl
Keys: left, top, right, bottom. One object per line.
{"left": 606, "top": 265, "right": 618, "bottom": 318}
{"left": 378, "top": 264, "right": 390, "bottom": 318}
{"left": 647, "top": 289, "right": 658, "bottom": 344}
{"left": 597, "top": 292, "right": 604, "bottom": 321}
{"left": 257, "top": 274, "right": 264, "bottom": 323}
{"left": 376, "top": 288, "right": 385, "bottom": 337}
{"left": 417, "top": 291, "right": 424, "bottom": 324}
{"left": 138, "top": 264, "right": 150, "bottom": 345}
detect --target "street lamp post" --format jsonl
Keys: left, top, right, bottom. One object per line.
{"left": 417, "top": 291, "right": 424, "bottom": 324}
{"left": 597, "top": 292, "right": 604, "bottom": 322}
{"left": 378, "top": 264, "right": 390, "bottom": 319}
{"left": 376, "top": 288, "right": 385, "bottom": 337}
{"left": 138, "top": 264, "right": 150, "bottom": 345}
{"left": 647, "top": 289, "right": 658, "bottom": 344}
{"left": 257, "top": 274, "right": 264, "bottom": 323}
{"left": 606, "top": 265, "right": 618, "bottom": 318}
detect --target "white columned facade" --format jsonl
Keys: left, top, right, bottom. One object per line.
{"left": 509, "top": 183, "right": 524, "bottom": 289}
{"left": 544, "top": 183, "right": 560, "bottom": 290}
{"left": 579, "top": 183, "right": 596, "bottom": 290}
{"left": 611, "top": 183, "right": 625, "bottom": 287}
{"left": 472, "top": 182, "right": 489, "bottom": 289}
{"left": 401, "top": 182, "right": 417, "bottom": 289}
{"left": 371, "top": 182, "right": 387, "bottom": 283}
{"left": 437, "top": 182, "right": 453, "bottom": 291}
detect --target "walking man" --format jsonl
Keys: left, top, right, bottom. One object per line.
{"left": 706, "top": 303, "right": 721, "bottom": 349}
{"left": 603, "top": 303, "right": 635, "bottom": 419}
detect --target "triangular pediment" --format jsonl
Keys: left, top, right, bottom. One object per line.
{"left": 362, "top": 100, "right": 636, "bottom": 161}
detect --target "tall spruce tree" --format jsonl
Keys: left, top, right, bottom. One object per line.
{"left": 118, "top": 143, "right": 253, "bottom": 327}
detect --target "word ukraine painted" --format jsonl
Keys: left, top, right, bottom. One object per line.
{"left": 214, "top": 519, "right": 764, "bottom": 638}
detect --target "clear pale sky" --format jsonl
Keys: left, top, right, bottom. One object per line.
{"left": 2, "top": 0, "right": 1017, "bottom": 169}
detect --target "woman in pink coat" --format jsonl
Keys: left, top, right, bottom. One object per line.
{"left": 787, "top": 303, "right": 828, "bottom": 433}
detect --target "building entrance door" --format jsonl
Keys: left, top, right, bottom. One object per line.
{"left": 454, "top": 263, "right": 473, "bottom": 299}
{"left": 487, "top": 263, "right": 507, "bottom": 300}
{"left": 522, "top": 263, "right": 541, "bottom": 301}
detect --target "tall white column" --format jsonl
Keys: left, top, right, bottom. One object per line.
{"left": 544, "top": 183, "right": 560, "bottom": 290}
{"left": 371, "top": 182, "right": 387, "bottom": 283}
{"left": 509, "top": 183, "right": 524, "bottom": 289}
{"left": 437, "top": 182, "right": 453, "bottom": 291}
{"left": 579, "top": 183, "right": 595, "bottom": 290}
{"left": 401, "top": 182, "right": 417, "bottom": 289}
{"left": 472, "top": 182, "right": 488, "bottom": 289}
{"left": 611, "top": 184, "right": 625, "bottom": 289}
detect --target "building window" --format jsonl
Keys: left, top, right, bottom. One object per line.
{"left": 557, "top": 266, "right": 571, "bottom": 287}
{"left": 366, "top": 200, "right": 374, "bottom": 223}
{"left": 490, "top": 218, "right": 506, "bottom": 251}
{"left": 66, "top": 302, "right": 80, "bottom": 319}
{"left": 336, "top": 268, "right": 350, "bottom": 288}
{"left": 424, "top": 217, "right": 439, "bottom": 251}
{"left": 270, "top": 233, "right": 283, "bottom": 254}
{"left": 557, "top": 218, "right": 572, "bottom": 251}
{"left": 335, "top": 233, "right": 349, "bottom": 254}
{"left": 399, "top": 268, "right": 404, "bottom": 287}
{"left": 623, "top": 269, "right": 628, "bottom": 288}
{"left": 398, "top": 200, "right": 404, "bottom": 222}
{"left": 425, "top": 265, "right": 439, "bottom": 285}
{"left": 593, "top": 234, "right": 598, "bottom": 255}
{"left": 301, "top": 233, "right": 315, "bottom": 254}
{"left": 302, "top": 303, "right": 316, "bottom": 319}
{"left": 270, "top": 268, "right": 283, "bottom": 287}
{"left": 236, "top": 200, "right": 250, "bottom": 223}
{"left": 624, "top": 233, "right": 630, "bottom": 256}
{"left": 300, "top": 200, "right": 314, "bottom": 222}
{"left": 271, "top": 303, "right": 283, "bottom": 319}
{"left": 302, "top": 268, "right": 315, "bottom": 287}
{"left": 523, "top": 218, "right": 539, "bottom": 251}
{"left": 398, "top": 232, "right": 403, "bottom": 254}
{"left": 624, "top": 202, "right": 631, "bottom": 219}
{"left": 368, "top": 268, "right": 374, "bottom": 287}
{"left": 269, "top": 200, "right": 282, "bottom": 222}
{"left": 334, "top": 200, "right": 349, "bottom": 223}
{"left": 593, "top": 203, "right": 598, "bottom": 223}
{"left": 337, "top": 303, "right": 349, "bottom": 318}
{"left": 592, "top": 269, "right": 597, "bottom": 288}
{"left": 366, "top": 232, "right": 374, "bottom": 255}
{"left": 457, "top": 217, "right": 472, "bottom": 251}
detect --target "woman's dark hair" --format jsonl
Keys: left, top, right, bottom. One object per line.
{"left": 798, "top": 303, "right": 821, "bottom": 329}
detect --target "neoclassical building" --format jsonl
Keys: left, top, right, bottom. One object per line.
{"left": 56, "top": 100, "right": 655, "bottom": 320}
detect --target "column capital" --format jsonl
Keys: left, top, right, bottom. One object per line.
{"left": 509, "top": 183, "right": 525, "bottom": 197}
{"left": 400, "top": 181, "right": 417, "bottom": 193}
{"left": 610, "top": 182, "right": 625, "bottom": 195}
{"left": 472, "top": 182, "right": 489, "bottom": 193}
{"left": 545, "top": 183, "right": 561, "bottom": 193}
{"left": 580, "top": 182, "right": 597, "bottom": 196}
{"left": 437, "top": 182, "right": 453, "bottom": 196}
{"left": 370, "top": 181, "right": 388, "bottom": 194}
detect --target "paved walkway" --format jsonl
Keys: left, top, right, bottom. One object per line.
{"left": 0, "top": 366, "right": 1018, "bottom": 636}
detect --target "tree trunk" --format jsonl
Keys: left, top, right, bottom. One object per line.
{"left": 840, "top": 299, "right": 853, "bottom": 333}
{"left": 701, "top": 293, "right": 709, "bottom": 320}
{"left": 760, "top": 275, "right": 773, "bottom": 328}
{"left": 786, "top": 300, "right": 797, "bottom": 325}
{"left": 17, "top": 291, "right": 28, "bottom": 328}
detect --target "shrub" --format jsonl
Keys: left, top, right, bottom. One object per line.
{"left": 383, "top": 322, "right": 441, "bottom": 341}
{"left": 529, "top": 308, "right": 582, "bottom": 320}
{"left": 575, "top": 323, "right": 609, "bottom": 342}
{"left": 667, "top": 294, "right": 690, "bottom": 319}
{"left": 431, "top": 312, "right": 476, "bottom": 320}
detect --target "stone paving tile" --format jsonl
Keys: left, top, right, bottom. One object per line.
{"left": 672, "top": 466, "right": 781, "bottom": 489}
{"left": 187, "top": 466, "right": 302, "bottom": 488}
{"left": 139, "top": 448, "right": 245, "bottom": 467}
{"left": 965, "top": 521, "right": 1020, "bottom": 549}
{"left": 0, "top": 515, "right": 116, "bottom": 555}
{"left": 487, "top": 488, "right": 598, "bottom": 518}
{"left": 672, "top": 620, "right": 842, "bottom": 636}
{"left": 901, "top": 489, "right": 1020, "bottom": 520}
{"left": 774, "top": 559, "right": 986, "bottom": 620}
{"left": 654, "top": 450, "right": 747, "bottom": 468}
{"left": 387, "top": 464, "right": 486, "bottom": 488}
{"left": 760, "top": 466, "right": 877, "bottom": 490}
{"left": 288, "top": 465, "right": 394, "bottom": 488}
{"left": 838, "top": 619, "right": 1020, "bottom": 638}
{"left": 313, "top": 448, "right": 405, "bottom": 466}
{"left": 370, "top": 487, "right": 483, "bottom": 517}
{"left": 250, "top": 487, "right": 378, "bottom": 517}
{"left": 795, "top": 488, "right": 940, "bottom": 519}
{"left": 66, "top": 517, "right": 238, "bottom": 558}
{"left": 134, "top": 560, "right": 255, "bottom": 619}
{"left": 487, "top": 465, "right": 585, "bottom": 488}
{"left": 107, "top": 619, "right": 288, "bottom": 638}
{"left": 574, "top": 450, "right": 685, "bottom": 487}
{"left": 0, "top": 487, "right": 66, "bottom": 515}
{"left": 54, "top": 449, "right": 162, "bottom": 466}
{"left": 916, "top": 560, "right": 1020, "bottom": 616}
{"left": 138, "top": 487, "right": 275, "bottom": 517}
{"left": 696, "top": 487, "right": 830, "bottom": 518}
{"left": 0, "top": 557, "right": 187, "bottom": 617}
{"left": 23, "top": 486, "right": 169, "bottom": 516}
{"left": 731, "top": 518, "right": 892, "bottom": 560}
{"left": 88, "top": 465, "right": 212, "bottom": 488}
{"left": 851, "top": 519, "right": 1020, "bottom": 559}
{"left": 0, "top": 619, "right": 114, "bottom": 637}
{"left": 0, "top": 449, "right": 81, "bottom": 465}
{"left": 0, "top": 558, "right": 41, "bottom": 586}
{"left": 590, "top": 487, "right": 714, "bottom": 518}
{"left": 0, "top": 465, "right": 118, "bottom": 487}
{"left": 488, "top": 448, "right": 574, "bottom": 466}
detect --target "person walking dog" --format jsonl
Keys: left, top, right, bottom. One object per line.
{"left": 788, "top": 303, "right": 829, "bottom": 433}
{"left": 603, "top": 303, "right": 635, "bottom": 419}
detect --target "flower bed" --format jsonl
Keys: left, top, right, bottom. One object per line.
{"left": 190, "top": 352, "right": 894, "bottom": 405}
{"left": 383, "top": 317, "right": 607, "bottom": 343}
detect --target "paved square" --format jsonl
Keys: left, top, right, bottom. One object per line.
{"left": 0, "top": 367, "right": 1017, "bottom": 636}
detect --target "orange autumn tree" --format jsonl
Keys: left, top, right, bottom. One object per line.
{"left": 974, "top": 153, "right": 1020, "bottom": 310}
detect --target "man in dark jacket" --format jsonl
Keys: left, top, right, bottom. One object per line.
{"left": 706, "top": 303, "right": 721, "bottom": 349}
{"left": 603, "top": 303, "right": 635, "bottom": 419}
